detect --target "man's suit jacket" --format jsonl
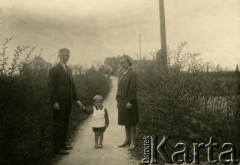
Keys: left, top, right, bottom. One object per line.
{"left": 48, "top": 63, "right": 79, "bottom": 106}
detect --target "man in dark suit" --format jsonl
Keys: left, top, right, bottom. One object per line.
{"left": 48, "top": 48, "right": 84, "bottom": 155}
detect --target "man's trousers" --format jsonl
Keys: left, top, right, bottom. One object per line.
{"left": 53, "top": 104, "right": 71, "bottom": 152}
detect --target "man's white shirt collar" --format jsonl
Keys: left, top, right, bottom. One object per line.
{"left": 60, "top": 61, "right": 67, "bottom": 71}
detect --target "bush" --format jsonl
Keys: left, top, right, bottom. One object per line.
{"left": 0, "top": 39, "right": 111, "bottom": 165}
{"left": 0, "top": 68, "right": 53, "bottom": 165}
{"left": 74, "top": 67, "right": 112, "bottom": 105}
{"left": 134, "top": 43, "right": 239, "bottom": 162}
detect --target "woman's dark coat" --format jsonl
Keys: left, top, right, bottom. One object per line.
{"left": 116, "top": 67, "right": 139, "bottom": 126}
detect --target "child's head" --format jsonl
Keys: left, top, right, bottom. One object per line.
{"left": 93, "top": 95, "right": 103, "bottom": 108}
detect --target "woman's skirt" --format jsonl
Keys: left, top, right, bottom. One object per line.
{"left": 117, "top": 99, "right": 139, "bottom": 126}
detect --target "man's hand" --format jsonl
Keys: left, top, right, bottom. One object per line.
{"left": 76, "top": 100, "right": 85, "bottom": 110}
{"left": 53, "top": 102, "right": 60, "bottom": 110}
{"left": 126, "top": 102, "right": 132, "bottom": 110}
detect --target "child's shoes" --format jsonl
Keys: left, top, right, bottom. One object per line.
{"left": 95, "top": 145, "right": 99, "bottom": 149}
{"left": 94, "top": 144, "right": 103, "bottom": 149}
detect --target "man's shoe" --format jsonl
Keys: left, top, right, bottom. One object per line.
{"left": 54, "top": 149, "right": 69, "bottom": 155}
{"left": 63, "top": 145, "right": 73, "bottom": 150}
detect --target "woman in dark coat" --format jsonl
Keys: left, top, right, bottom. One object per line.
{"left": 116, "top": 55, "right": 139, "bottom": 150}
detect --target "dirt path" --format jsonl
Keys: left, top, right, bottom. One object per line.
{"left": 57, "top": 77, "right": 140, "bottom": 165}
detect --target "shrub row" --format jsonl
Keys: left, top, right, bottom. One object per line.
{"left": 0, "top": 67, "right": 111, "bottom": 165}
{"left": 133, "top": 46, "right": 240, "bottom": 163}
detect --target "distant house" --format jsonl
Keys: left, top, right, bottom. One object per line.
{"left": 21, "top": 56, "right": 52, "bottom": 74}
{"left": 104, "top": 57, "right": 119, "bottom": 66}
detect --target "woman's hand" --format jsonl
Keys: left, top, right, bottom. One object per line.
{"left": 116, "top": 102, "right": 119, "bottom": 109}
{"left": 53, "top": 102, "right": 60, "bottom": 110}
{"left": 126, "top": 102, "right": 132, "bottom": 109}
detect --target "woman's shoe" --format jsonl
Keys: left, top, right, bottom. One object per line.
{"left": 95, "top": 145, "right": 99, "bottom": 149}
{"left": 118, "top": 142, "right": 130, "bottom": 147}
{"left": 98, "top": 144, "right": 103, "bottom": 148}
{"left": 128, "top": 144, "right": 135, "bottom": 150}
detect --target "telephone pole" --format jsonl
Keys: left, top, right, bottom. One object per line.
{"left": 156, "top": 0, "right": 168, "bottom": 72}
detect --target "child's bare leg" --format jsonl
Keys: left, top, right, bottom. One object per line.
{"left": 95, "top": 131, "right": 99, "bottom": 149}
{"left": 99, "top": 131, "right": 103, "bottom": 145}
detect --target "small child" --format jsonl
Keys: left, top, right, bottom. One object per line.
{"left": 84, "top": 95, "right": 109, "bottom": 149}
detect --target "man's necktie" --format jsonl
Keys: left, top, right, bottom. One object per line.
{"left": 65, "top": 65, "right": 70, "bottom": 75}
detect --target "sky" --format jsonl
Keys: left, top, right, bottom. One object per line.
{"left": 0, "top": 0, "right": 239, "bottom": 69}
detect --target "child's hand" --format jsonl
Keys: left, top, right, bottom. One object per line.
{"left": 82, "top": 107, "right": 88, "bottom": 114}
{"left": 82, "top": 107, "right": 93, "bottom": 114}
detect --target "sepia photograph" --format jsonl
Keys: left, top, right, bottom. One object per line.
{"left": 0, "top": 0, "right": 239, "bottom": 164}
